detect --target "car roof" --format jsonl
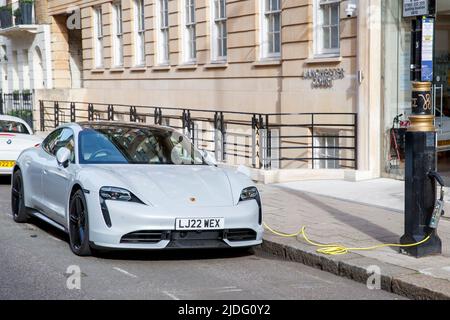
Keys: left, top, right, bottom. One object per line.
{"left": 0, "top": 114, "right": 28, "bottom": 123}
{"left": 76, "top": 121, "right": 176, "bottom": 132}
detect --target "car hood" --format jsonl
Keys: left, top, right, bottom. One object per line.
{"left": 84, "top": 165, "right": 235, "bottom": 207}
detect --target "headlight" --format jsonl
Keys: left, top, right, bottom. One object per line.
{"left": 240, "top": 187, "right": 259, "bottom": 201}
{"left": 99, "top": 187, "right": 145, "bottom": 228}
{"left": 100, "top": 186, "right": 132, "bottom": 201}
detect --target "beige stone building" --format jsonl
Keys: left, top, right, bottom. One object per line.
{"left": 36, "top": 0, "right": 383, "bottom": 182}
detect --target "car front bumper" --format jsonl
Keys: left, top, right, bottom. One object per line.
{"left": 86, "top": 195, "right": 263, "bottom": 250}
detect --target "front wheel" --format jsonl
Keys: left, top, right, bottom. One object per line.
{"left": 69, "top": 190, "right": 92, "bottom": 256}
{"left": 11, "top": 169, "right": 28, "bottom": 223}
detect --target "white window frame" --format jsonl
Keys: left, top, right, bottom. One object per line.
{"left": 260, "top": 0, "right": 281, "bottom": 60}
{"left": 182, "top": 0, "right": 196, "bottom": 64}
{"left": 156, "top": 0, "right": 170, "bottom": 65}
{"left": 134, "top": 0, "right": 146, "bottom": 66}
{"left": 210, "top": 0, "right": 227, "bottom": 62}
{"left": 314, "top": 134, "right": 340, "bottom": 169}
{"left": 112, "top": 2, "right": 124, "bottom": 67}
{"left": 314, "top": 0, "right": 340, "bottom": 57}
{"left": 93, "top": 6, "right": 104, "bottom": 68}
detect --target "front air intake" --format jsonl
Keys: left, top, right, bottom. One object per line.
{"left": 226, "top": 229, "right": 257, "bottom": 242}
{"left": 120, "top": 230, "right": 167, "bottom": 244}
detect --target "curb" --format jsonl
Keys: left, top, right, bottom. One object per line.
{"left": 260, "top": 235, "right": 450, "bottom": 300}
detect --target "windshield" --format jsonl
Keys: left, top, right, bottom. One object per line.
{"left": 0, "top": 120, "right": 30, "bottom": 134}
{"left": 78, "top": 125, "right": 206, "bottom": 165}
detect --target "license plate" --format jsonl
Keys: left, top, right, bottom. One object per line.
{"left": 175, "top": 218, "right": 225, "bottom": 230}
{"left": 0, "top": 161, "right": 15, "bottom": 168}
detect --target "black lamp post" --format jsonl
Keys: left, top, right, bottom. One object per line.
{"left": 400, "top": 10, "right": 442, "bottom": 257}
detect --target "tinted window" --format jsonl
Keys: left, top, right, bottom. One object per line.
{"left": 43, "top": 128, "right": 75, "bottom": 162}
{"left": 79, "top": 126, "right": 205, "bottom": 165}
{"left": 42, "top": 129, "right": 63, "bottom": 155}
{"left": 0, "top": 120, "right": 29, "bottom": 134}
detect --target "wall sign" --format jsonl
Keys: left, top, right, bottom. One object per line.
{"left": 421, "top": 18, "right": 434, "bottom": 82}
{"left": 403, "top": 0, "right": 429, "bottom": 17}
{"left": 303, "top": 68, "right": 345, "bottom": 89}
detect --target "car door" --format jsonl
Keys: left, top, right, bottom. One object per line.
{"left": 27, "top": 128, "right": 62, "bottom": 211}
{"left": 41, "top": 128, "right": 76, "bottom": 225}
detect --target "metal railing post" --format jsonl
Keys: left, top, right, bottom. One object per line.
{"left": 88, "top": 103, "right": 94, "bottom": 121}
{"left": 54, "top": 101, "right": 59, "bottom": 128}
{"left": 354, "top": 113, "right": 358, "bottom": 170}
{"left": 154, "top": 107, "right": 162, "bottom": 125}
{"left": 70, "top": 102, "right": 76, "bottom": 122}
{"left": 130, "top": 106, "right": 136, "bottom": 122}
{"left": 107, "top": 104, "right": 114, "bottom": 121}
{"left": 311, "top": 114, "right": 315, "bottom": 169}
{"left": 265, "top": 114, "right": 271, "bottom": 169}
{"left": 251, "top": 114, "right": 257, "bottom": 168}
{"left": 39, "top": 100, "right": 45, "bottom": 132}
{"left": 214, "top": 112, "right": 226, "bottom": 162}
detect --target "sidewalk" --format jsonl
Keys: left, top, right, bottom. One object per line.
{"left": 259, "top": 181, "right": 450, "bottom": 300}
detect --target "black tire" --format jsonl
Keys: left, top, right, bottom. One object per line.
{"left": 68, "top": 189, "right": 92, "bottom": 256}
{"left": 11, "top": 169, "right": 28, "bottom": 223}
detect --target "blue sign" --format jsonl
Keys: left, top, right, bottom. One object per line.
{"left": 421, "top": 18, "right": 434, "bottom": 82}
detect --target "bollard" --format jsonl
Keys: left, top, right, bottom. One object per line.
{"left": 400, "top": 81, "right": 442, "bottom": 257}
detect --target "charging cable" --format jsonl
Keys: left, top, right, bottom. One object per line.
{"left": 263, "top": 222, "right": 431, "bottom": 256}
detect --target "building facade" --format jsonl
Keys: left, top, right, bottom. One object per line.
{"left": 0, "top": 0, "right": 53, "bottom": 92}
{"left": 35, "top": 0, "right": 383, "bottom": 181}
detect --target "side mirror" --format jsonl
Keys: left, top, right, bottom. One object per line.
{"left": 56, "top": 147, "right": 71, "bottom": 168}
{"left": 201, "top": 149, "right": 217, "bottom": 166}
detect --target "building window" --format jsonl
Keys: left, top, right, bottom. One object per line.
{"left": 314, "top": 134, "right": 340, "bottom": 169}
{"left": 156, "top": 0, "right": 170, "bottom": 65}
{"left": 315, "top": 0, "right": 340, "bottom": 56}
{"left": 183, "top": 0, "right": 196, "bottom": 63}
{"left": 260, "top": 0, "right": 281, "bottom": 60}
{"left": 211, "top": 0, "right": 227, "bottom": 62}
{"left": 112, "top": 2, "right": 123, "bottom": 67}
{"left": 93, "top": 6, "right": 104, "bottom": 68}
{"left": 134, "top": 0, "right": 146, "bottom": 66}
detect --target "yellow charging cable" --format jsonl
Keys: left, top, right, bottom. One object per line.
{"left": 263, "top": 222, "right": 431, "bottom": 256}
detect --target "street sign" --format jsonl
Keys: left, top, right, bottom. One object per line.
{"left": 421, "top": 18, "right": 434, "bottom": 82}
{"left": 403, "top": 0, "right": 429, "bottom": 17}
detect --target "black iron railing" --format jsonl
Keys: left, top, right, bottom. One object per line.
{"left": 0, "top": 92, "right": 33, "bottom": 128}
{"left": 39, "top": 100, "right": 358, "bottom": 170}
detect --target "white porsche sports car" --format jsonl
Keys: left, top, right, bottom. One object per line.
{"left": 0, "top": 115, "right": 42, "bottom": 175}
{"left": 12, "top": 122, "right": 263, "bottom": 256}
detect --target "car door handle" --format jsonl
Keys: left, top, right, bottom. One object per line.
{"left": 43, "top": 169, "right": 48, "bottom": 175}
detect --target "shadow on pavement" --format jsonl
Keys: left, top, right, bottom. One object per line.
{"left": 277, "top": 187, "right": 399, "bottom": 243}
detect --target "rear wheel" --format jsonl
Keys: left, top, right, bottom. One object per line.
{"left": 69, "top": 190, "right": 92, "bottom": 256}
{"left": 11, "top": 169, "right": 28, "bottom": 223}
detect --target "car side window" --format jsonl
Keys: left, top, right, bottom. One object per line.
{"left": 56, "top": 129, "right": 75, "bottom": 163}
{"left": 42, "top": 129, "right": 63, "bottom": 155}
{"left": 43, "top": 128, "right": 75, "bottom": 162}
